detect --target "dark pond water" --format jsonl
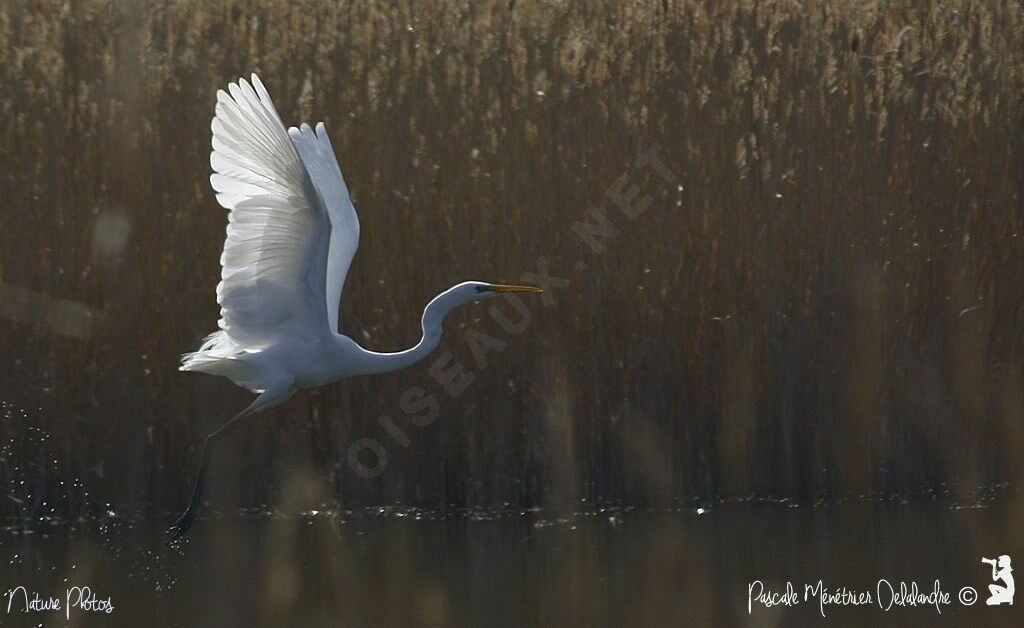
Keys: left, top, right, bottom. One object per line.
{"left": 2, "top": 497, "right": 1022, "bottom": 626}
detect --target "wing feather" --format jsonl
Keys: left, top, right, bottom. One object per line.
{"left": 288, "top": 118, "right": 360, "bottom": 333}
{"left": 208, "top": 75, "right": 332, "bottom": 348}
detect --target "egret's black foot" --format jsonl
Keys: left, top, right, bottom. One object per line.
{"left": 167, "top": 508, "right": 197, "bottom": 545}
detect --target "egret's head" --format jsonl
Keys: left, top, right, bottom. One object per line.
{"left": 454, "top": 281, "right": 543, "bottom": 302}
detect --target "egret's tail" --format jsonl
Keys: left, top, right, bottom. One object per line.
{"left": 180, "top": 331, "right": 241, "bottom": 375}
{"left": 180, "top": 331, "right": 269, "bottom": 392}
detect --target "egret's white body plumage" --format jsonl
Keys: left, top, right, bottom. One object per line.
{"left": 169, "top": 75, "right": 539, "bottom": 541}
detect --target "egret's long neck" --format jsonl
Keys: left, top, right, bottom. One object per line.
{"left": 350, "top": 286, "right": 472, "bottom": 375}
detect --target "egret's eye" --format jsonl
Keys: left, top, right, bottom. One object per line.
{"left": 475, "top": 285, "right": 489, "bottom": 294}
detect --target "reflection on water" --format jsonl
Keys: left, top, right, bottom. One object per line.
{"left": 3, "top": 497, "right": 1023, "bottom": 626}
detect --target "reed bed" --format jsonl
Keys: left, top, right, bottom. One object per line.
{"left": 1, "top": 0, "right": 1023, "bottom": 520}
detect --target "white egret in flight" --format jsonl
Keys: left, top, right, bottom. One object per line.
{"left": 169, "top": 75, "right": 541, "bottom": 541}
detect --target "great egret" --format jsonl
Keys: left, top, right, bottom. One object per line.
{"left": 169, "top": 75, "right": 541, "bottom": 542}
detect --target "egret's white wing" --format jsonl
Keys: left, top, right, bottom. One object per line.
{"left": 210, "top": 75, "right": 332, "bottom": 347}
{"left": 288, "top": 122, "right": 360, "bottom": 334}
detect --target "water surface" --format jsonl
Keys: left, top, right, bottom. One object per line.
{"left": 3, "top": 497, "right": 1021, "bottom": 626}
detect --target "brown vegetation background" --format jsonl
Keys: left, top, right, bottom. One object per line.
{"left": 1, "top": 0, "right": 1023, "bottom": 521}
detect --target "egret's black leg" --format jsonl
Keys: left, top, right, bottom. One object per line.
{"left": 167, "top": 406, "right": 254, "bottom": 544}
{"left": 167, "top": 380, "right": 295, "bottom": 545}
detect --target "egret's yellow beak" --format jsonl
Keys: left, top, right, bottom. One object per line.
{"left": 489, "top": 283, "right": 543, "bottom": 294}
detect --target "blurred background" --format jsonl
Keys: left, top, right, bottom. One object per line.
{"left": 2, "top": 0, "right": 1024, "bottom": 624}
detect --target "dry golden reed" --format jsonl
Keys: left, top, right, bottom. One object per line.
{"left": 1, "top": 0, "right": 1023, "bottom": 519}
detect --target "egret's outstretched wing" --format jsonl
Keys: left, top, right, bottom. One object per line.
{"left": 288, "top": 122, "right": 360, "bottom": 334}
{"left": 210, "top": 75, "right": 332, "bottom": 347}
